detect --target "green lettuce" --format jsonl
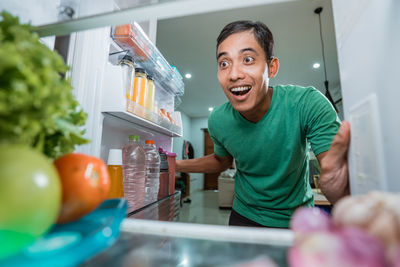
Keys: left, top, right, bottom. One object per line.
{"left": 0, "top": 11, "right": 89, "bottom": 159}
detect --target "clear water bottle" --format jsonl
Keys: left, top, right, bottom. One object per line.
{"left": 144, "top": 139, "right": 160, "bottom": 205}
{"left": 122, "top": 135, "right": 146, "bottom": 212}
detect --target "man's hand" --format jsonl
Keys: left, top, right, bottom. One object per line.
{"left": 317, "top": 121, "right": 351, "bottom": 204}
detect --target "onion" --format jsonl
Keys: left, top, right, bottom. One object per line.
{"left": 337, "top": 227, "right": 387, "bottom": 267}
{"left": 290, "top": 207, "right": 332, "bottom": 236}
{"left": 333, "top": 191, "right": 400, "bottom": 255}
{"left": 288, "top": 231, "right": 344, "bottom": 267}
{"left": 390, "top": 246, "right": 400, "bottom": 267}
{"left": 367, "top": 208, "right": 400, "bottom": 253}
{"left": 288, "top": 227, "right": 386, "bottom": 267}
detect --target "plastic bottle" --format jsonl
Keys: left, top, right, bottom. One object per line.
{"left": 144, "top": 140, "right": 160, "bottom": 205}
{"left": 133, "top": 68, "right": 147, "bottom": 107}
{"left": 145, "top": 75, "right": 155, "bottom": 112}
{"left": 122, "top": 135, "right": 146, "bottom": 212}
{"left": 107, "top": 149, "right": 124, "bottom": 198}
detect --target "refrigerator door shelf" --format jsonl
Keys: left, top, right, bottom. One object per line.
{"left": 101, "top": 63, "right": 182, "bottom": 137}
{"left": 111, "top": 23, "right": 184, "bottom": 96}
{"left": 103, "top": 111, "right": 182, "bottom": 137}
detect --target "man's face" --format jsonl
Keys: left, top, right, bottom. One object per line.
{"left": 217, "top": 30, "right": 270, "bottom": 115}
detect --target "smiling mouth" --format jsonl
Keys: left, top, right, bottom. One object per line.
{"left": 230, "top": 86, "right": 252, "bottom": 96}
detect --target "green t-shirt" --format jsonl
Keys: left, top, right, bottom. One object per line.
{"left": 208, "top": 84, "right": 340, "bottom": 228}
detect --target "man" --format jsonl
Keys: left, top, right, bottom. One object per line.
{"left": 176, "top": 21, "right": 350, "bottom": 228}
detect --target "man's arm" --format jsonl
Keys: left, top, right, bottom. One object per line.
{"left": 317, "top": 121, "right": 351, "bottom": 205}
{"left": 176, "top": 153, "right": 233, "bottom": 173}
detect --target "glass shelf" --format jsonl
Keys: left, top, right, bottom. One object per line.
{"left": 103, "top": 110, "right": 182, "bottom": 137}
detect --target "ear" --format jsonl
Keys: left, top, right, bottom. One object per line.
{"left": 268, "top": 57, "right": 279, "bottom": 79}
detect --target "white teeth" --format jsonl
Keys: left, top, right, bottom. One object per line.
{"left": 230, "top": 86, "right": 251, "bottom": 92}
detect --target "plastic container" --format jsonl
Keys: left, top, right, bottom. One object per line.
{"left": 145, "top": 75, "right": 155, "bottom": 112}
{"left": 133, "top": 68, "right": 147, "bottom": 107}
{"left": 166, "top": 151, "right": 177, "bottom": 195}
{"left": 159, "top": 148, "right": 177, "bottom": 195}
{"left": 107, "top": 149, "right": 124, "bottom": 198}
{"left": 112, "top": 24, "right": 150, "bottom": 62}
{"left": 122, "top": 135, "right": 146, "bottom": 213}
{"left": 111, "top": 22, "right": 184, "bottom": 96}
{"left": 0, "top": 199, "right": 127, "bottom": 267}
{"left": 158, "top": 150, "right": 169, "bottom": 200}
{"left": 144, "top": 140, "right": 160, "bottom": 205}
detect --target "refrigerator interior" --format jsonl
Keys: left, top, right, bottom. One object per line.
{"left": 60, "top": 0, "right": 183, "bottom": 164}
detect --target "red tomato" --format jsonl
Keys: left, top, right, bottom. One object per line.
{"left": 54, "top": 153, "right": 110, "bottom": 223}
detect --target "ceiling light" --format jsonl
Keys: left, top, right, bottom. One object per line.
{"left": 185, "top": 73, "right": 192, "bottom": 79}
{"left": 313, "top": 63, "right": 321, "bottom": 69}
{"left": 208, "top": 107, "right": 213, "bottom": 112}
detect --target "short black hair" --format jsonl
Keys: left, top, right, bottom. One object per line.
{"left": 216, "top": 20, "right": 274, "bottom": 62}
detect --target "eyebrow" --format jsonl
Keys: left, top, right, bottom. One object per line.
{"left": 240, "top": 47, "right": 258, "bottom": 55}
{"left": 216, "top": 51, "right": 227, "bottom": 60}
{"left": 216, "top": 47, "right": 259, "bottom": 60}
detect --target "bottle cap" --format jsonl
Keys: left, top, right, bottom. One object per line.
{"left": 129, "top": 135, "right": 140, "bottom": 141}
{"left": 107, "top": 149, "right": 122, "bottom": 165}
{"left": 135, "top": 68, "right": 146, "bottom": 74}
{"left": 145, "top": 140, "right": 154, "bottom": 145}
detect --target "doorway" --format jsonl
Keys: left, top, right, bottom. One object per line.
{"left": 203, "top": 128, "right": 220, "bottom": 190}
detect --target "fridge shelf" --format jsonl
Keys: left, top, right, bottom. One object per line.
{"left": 103, "top": 111, "right": 182, "bottom": 137}
{"left": 101, "top": 61, "right": 182, "bottom": 138}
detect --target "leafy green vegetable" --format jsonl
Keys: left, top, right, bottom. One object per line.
{"left": 0, "top": 11, "right": 89, "bottom": 159}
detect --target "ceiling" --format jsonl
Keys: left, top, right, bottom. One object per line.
{"left": 156, "top": 0, "right": 342, "bottom": 118}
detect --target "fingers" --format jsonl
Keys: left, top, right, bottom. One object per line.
{"left": 329, "top": 120, "right": 351, "bottom": 159}
{"left": 338, "top": 120, "right": 351, "bottom": 142}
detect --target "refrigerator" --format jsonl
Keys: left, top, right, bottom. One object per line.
{"left": 2, "top": 0, "right": 399, "bottom": 266}
{"left": 331, "top": 0, "right": 400, "bottom": 194}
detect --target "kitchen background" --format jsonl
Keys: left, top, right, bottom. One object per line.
{"left": 156, "top": 0, "right": 343, "bottom": 193}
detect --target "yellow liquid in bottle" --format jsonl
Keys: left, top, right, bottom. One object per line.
{"left": 132, "top": 75, "right": 147, "bottom": 106}
{"left": 145, "top": 79, "right": 155, "bottom": 111}
{"left": 107, "top": 165, "right": 124, "bottom": 198}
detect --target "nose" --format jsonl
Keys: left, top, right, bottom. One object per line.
{"left": 229, "top": 63, "right": 245, "bottom": 81}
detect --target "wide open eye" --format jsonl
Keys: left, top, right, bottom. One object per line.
{"left": 244, "top": 56, "right": 254, "bottom": 64}
{"left": 219, "top": 60, "right": 229, "bottom": 68}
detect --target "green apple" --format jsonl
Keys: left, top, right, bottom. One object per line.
{"left": 0, "top": 145, "right": 61, "bottom": 259}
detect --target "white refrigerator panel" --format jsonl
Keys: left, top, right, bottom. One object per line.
{"left": 332, "top": 0, "right": 400, "bottom": 194}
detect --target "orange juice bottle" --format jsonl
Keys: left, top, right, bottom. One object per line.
{"left": 132, "top": 68, "right": 147, "bottom": 107}
{"left": 107, "top": 149, "right": 124, "bottom": 198}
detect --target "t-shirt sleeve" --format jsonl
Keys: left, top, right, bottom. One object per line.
{"left": 300, "top": 87, "right": 341, "bottom": 156}
{"left": 208, "top": 112, "right": 230, "bottom": 157}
